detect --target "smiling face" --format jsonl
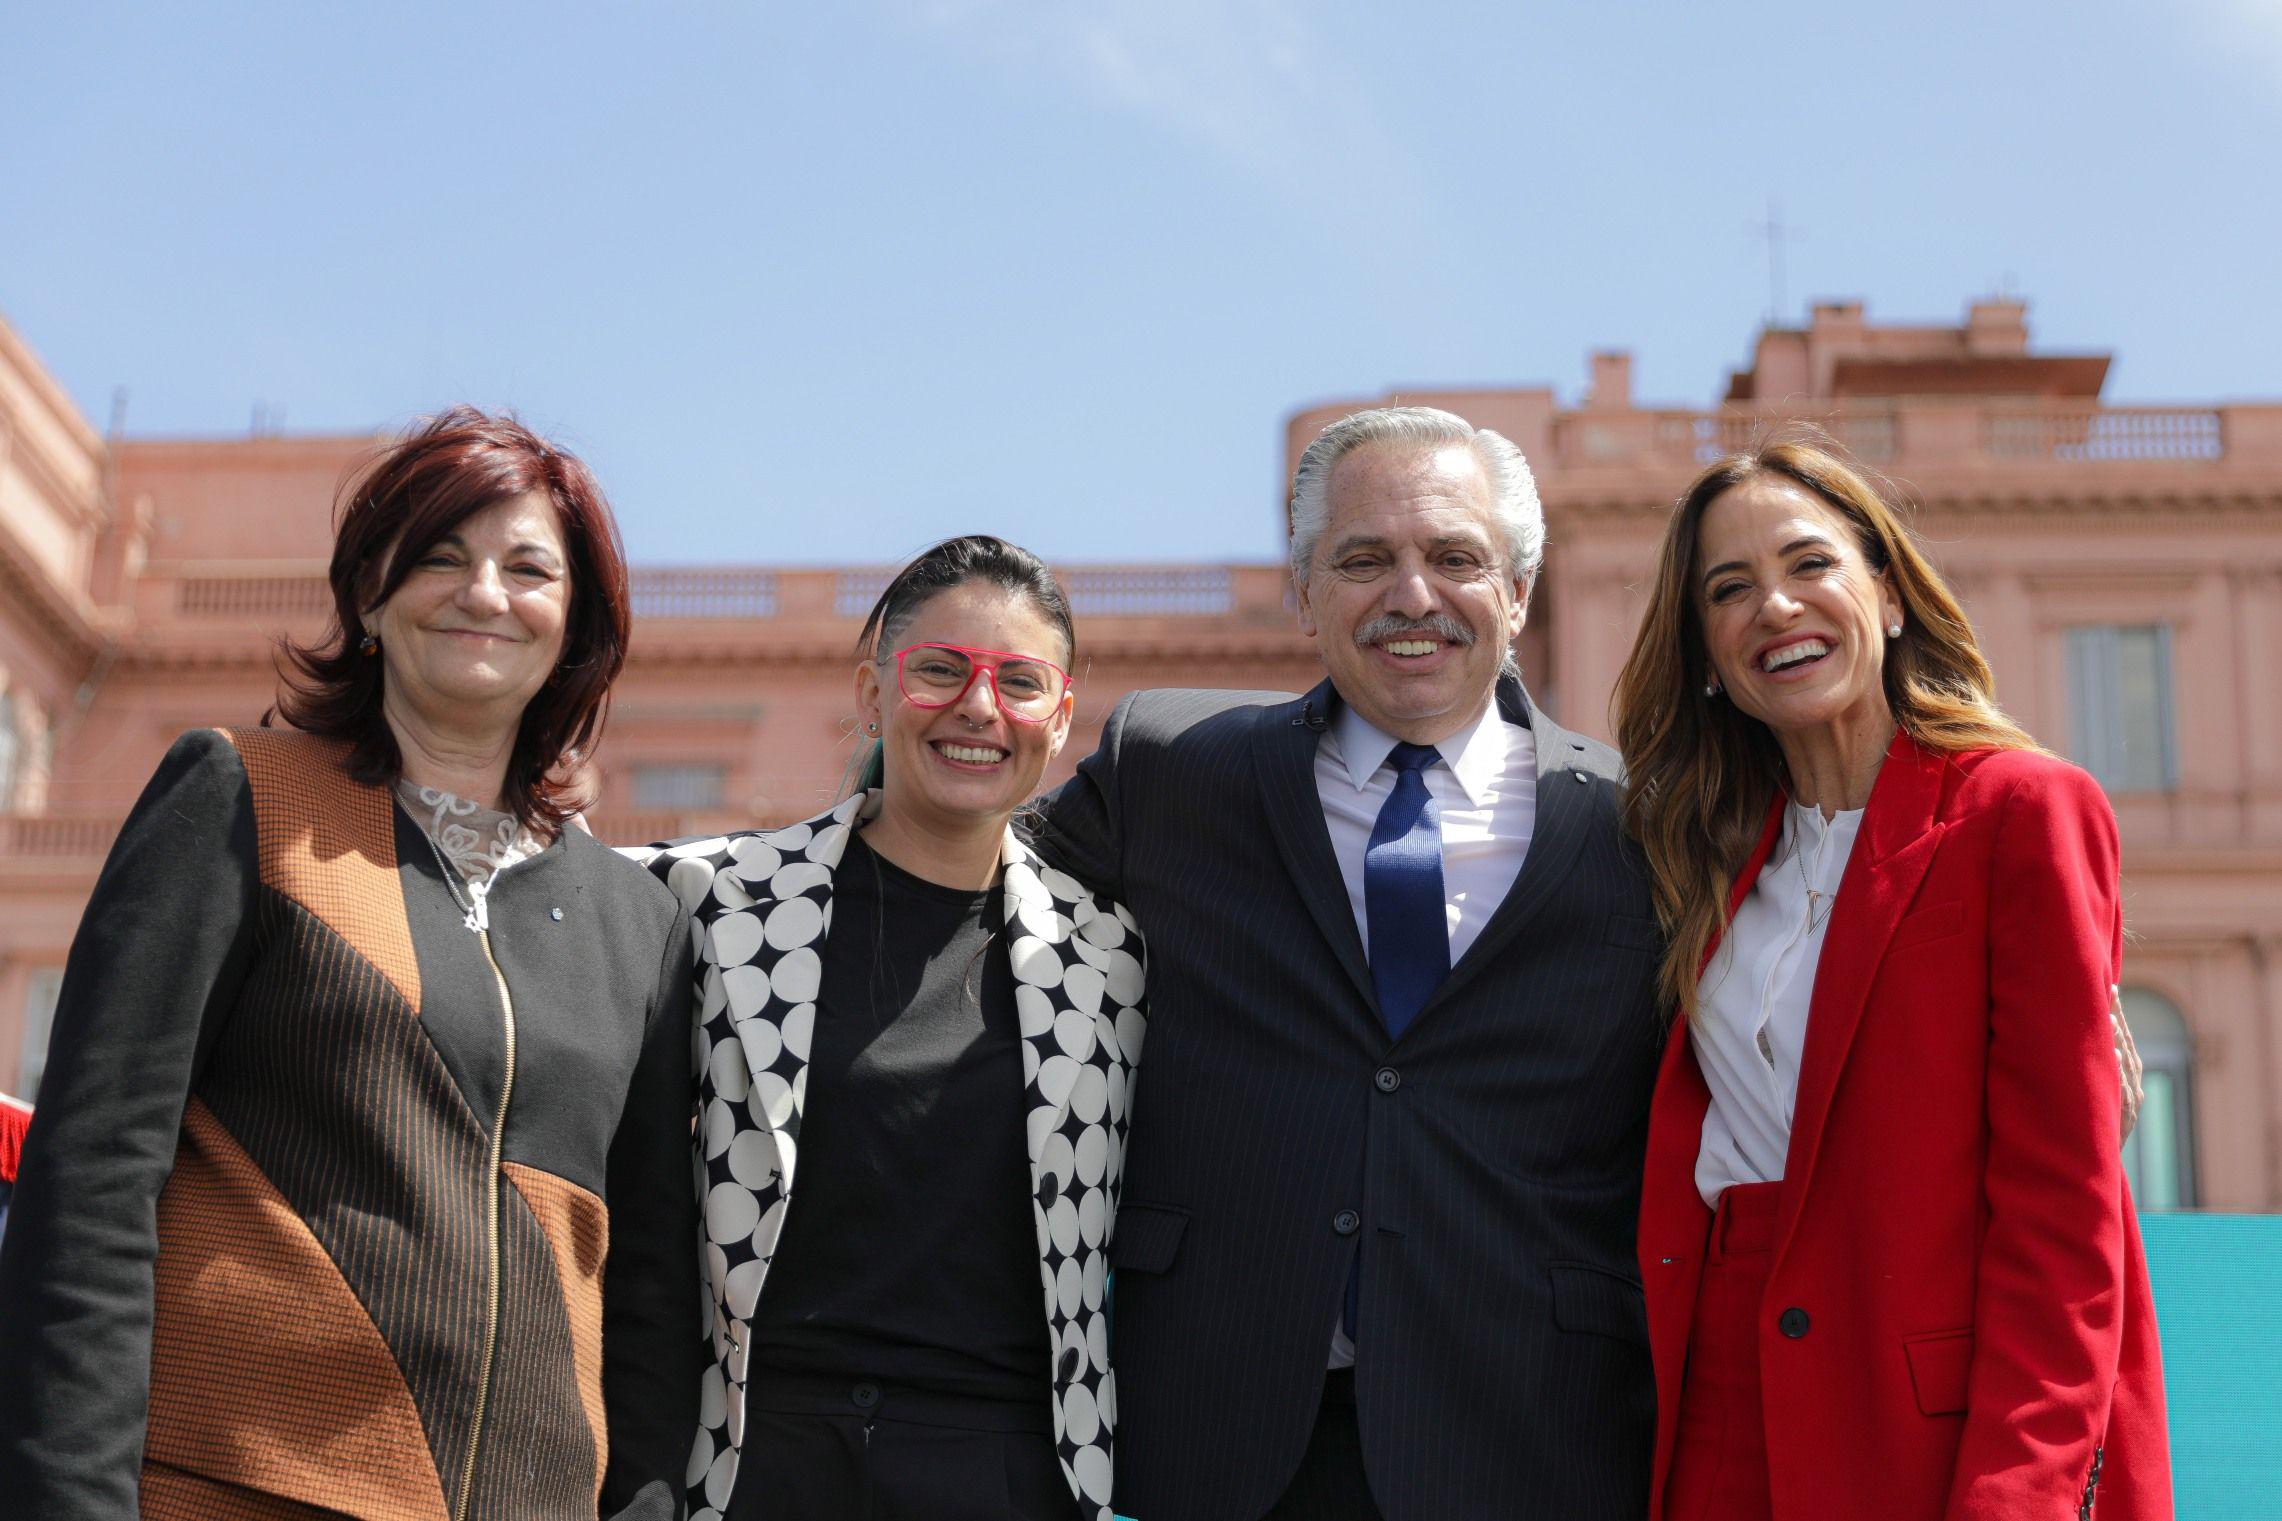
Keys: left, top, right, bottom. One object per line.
{"left": 1694, "top": 473, "right": 1903, "bottom": 747}
{"left": 1294, "top": 442, "right": 1527, "bottom": 745}
{"left": 370, "top": 489, "right": 572, "bottom": 745}
{"left": 854, "top": 580, "right": 1075, "bottom": 835}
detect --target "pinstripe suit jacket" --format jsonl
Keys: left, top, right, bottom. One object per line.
{"left": 1034, "top": 675, "right": 1662, "bottom": 1521}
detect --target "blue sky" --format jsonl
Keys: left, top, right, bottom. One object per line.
{"left": 4, "top": 1, "right": 2275, "bottom": 566}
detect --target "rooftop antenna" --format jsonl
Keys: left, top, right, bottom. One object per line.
{"left": 1746, "top": 197, "right": 1805, "bottom": 324}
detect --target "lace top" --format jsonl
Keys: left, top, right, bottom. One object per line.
{"left": 393, "top": 780, "right": 545, "bottom": 888}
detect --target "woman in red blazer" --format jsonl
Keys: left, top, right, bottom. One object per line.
{"left": 1611, "top": 438, "right": 2170, "bottom": 1520}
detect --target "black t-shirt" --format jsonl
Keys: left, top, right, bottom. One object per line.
{"left": 747, "top": 833, "right": 1048, "bottom": 1401}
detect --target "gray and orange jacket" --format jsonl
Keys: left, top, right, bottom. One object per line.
{"left": 0, "top": 729, "right": 700, "bottom": 1520}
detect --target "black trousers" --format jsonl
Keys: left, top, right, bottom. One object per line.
{"left": 728, "top": 1373, "right": 1081, "bottom": 1521}
{"left": 1260, "top": 1369, "right": 1386, "bottom": 1521}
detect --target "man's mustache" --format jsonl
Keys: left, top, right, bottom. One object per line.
{"left": 1352, "top": 613, "right": 1476, "bottom": 648}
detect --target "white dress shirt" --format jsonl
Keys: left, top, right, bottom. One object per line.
{"left": 1316, "top": 700, "right": 1538, "bottom": 969}
{"left": 1692, "top": 800, "right": 1866, "bottom": 1206}
{"left": 1315, "top": 697, "right": 1538, "bottom": 1364}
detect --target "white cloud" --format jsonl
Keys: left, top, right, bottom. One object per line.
{"left": 2186, "top": 0, "right": 2282, "bottom": 77}
{"left": 888, "top": 0, "right": 1429, "bottom": 244}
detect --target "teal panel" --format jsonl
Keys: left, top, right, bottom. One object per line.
{"left": 2141, "top": 1213, "right": 2282, "bottom": 1518}
{"left": 1112, "top": 1213, "right": 2281, "bottom": 1521}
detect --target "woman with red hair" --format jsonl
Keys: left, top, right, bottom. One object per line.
{"left": 0, "top": 409, "right": 699, "bottom": 1520}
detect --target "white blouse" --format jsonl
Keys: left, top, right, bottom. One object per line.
{"left": 1693, "top": 800, "right": 1867, "bottom": 1206}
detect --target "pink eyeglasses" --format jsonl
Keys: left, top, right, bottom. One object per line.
{"left": 888, "top": 642, "right": 1074, "bottom": 724}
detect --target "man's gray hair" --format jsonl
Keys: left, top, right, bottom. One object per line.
{"left": 1287, "top": 406, "right": 1545, "bottom": 586}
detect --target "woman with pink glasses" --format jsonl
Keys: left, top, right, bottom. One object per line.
{"left": 632, "top": 536, "right": 1145, "bottom": 1521}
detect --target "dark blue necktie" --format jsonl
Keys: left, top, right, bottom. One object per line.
{"left": 1347, "top": 741, "right": 1448, "bottom": 1340}
{"left": 1365, "top": 741, "right": 1450, "bottom": 1039}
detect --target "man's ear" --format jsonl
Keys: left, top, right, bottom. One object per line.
{"left": 1294, "top": 574, "right": 1318, "bottom": 639}
{"left": 1509, "top": 572, "right": 1533, "bottom": 636}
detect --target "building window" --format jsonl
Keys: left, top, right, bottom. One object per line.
{"left": 2064, "top": 625, "right": 2177, "bottom": 792}
{"left": 17, "top": 970, "right": 66, "bottom": 1102}
{"left": 2119, "top": 987, "right": 2196, "bottom": 1210}
{"left": 631, "top": 764, "right": 726, "bottom": 812}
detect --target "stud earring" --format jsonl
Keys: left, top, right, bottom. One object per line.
{"left": 1703, "top": 679, "right": 1722, "bottom": 699}
{"left": 865, "top": 721, "right": 879, "bottom": 736}
{"left": 1886, "top": 622, "right": 1903, "bottom": 639}
{"left": 358, "top": 633, "right": 380, "bottom": 656}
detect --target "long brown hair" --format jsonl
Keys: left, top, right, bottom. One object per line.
{"left": 1612, "top": 435, "right": 2038, "bottom": 1019}
{"left": 273, "top": 407, "right": 632, "bottom": 831}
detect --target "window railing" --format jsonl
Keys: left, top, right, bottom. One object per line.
{"left": 175, "top": 576, "right": 334, "bottom": 618}
{"left": 0, "top": 814, "right": 121, "bottom": 861}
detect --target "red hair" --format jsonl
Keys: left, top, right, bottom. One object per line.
{"left": 274, "top": 407, "right": 631, "bottom": 830}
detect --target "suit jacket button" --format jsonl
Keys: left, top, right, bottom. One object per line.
{"left": 851, "top": 1382, "right": 881, "bottom": 1410}
{"left": 1333, "top": 1209, "right": 1360, "bottom": 1235}
{"left": 1374, "top": 1067, "right": 1401, "bottom": 1092}
{"left": 1778, "top": 1307, "right": 1811, "bottom": 1338}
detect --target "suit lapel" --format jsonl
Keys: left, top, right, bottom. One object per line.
{"left": 1776, "top": 732, "right": 1950, "bottom": 1250}
{"left": 1251, "top": 679, "right": 1377, "bottom": 1011}
{"left": 1429, "top": 677, "right": 1589, "bottom": 1012}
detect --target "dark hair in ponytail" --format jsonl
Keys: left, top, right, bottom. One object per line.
{"left": 848, "top": 535, "right": 1077, "bottom": 795}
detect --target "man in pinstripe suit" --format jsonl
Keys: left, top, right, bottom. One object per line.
{"left": 1035, "top": 407, "right": 1662, "bottom": 1521}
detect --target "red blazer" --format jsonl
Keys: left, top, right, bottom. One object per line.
{"left": 1638, "top": 733, "right": 2171, "bottom": 1519}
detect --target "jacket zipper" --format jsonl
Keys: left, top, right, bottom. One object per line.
{"left": 423, "top": 838, "right": 520, "bottom": 1521}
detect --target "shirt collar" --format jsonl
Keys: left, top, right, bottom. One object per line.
{"left": 1330, "top": 697, "right": 1513, "bottom": 807}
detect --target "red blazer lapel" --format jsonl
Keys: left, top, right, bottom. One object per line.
{"left": 1776, "top": 731, "right": 1950, "bottom": 1253}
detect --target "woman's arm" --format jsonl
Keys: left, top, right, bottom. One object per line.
{"left": 1946, "top": 761, "right": 2127, "bottom": 1519}
{"left": 0, "top": 731, "right": 261, "bottom": 1518}
{"left": 598, "top": 909, "right": 703, "bottom": 1520}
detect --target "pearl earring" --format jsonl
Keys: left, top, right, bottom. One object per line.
{"left": 1703, "top": 680, "right": 1722, "bottom": 699}
{"left": 1886, "top": 622, "right": 1903, "bottom": 638}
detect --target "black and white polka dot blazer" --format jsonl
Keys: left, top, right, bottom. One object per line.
{"left": 630, "top": 791, "right": 1147, "bottom": 1521}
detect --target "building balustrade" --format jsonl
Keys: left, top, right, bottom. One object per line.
{"left": 629, "top": 568, "right": 780, "bottom": 618}
{"left": 160, "top": 564, "right": 1266, "bottom": 626}
{"left": 1553, "top": 400, "right": 2252, "bottom": 472}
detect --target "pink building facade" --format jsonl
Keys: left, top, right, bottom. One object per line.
{"left": 4, "top": 299, "right": 2277, "bottom": 1212}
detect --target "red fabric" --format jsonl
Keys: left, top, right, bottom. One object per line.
{"left": 1638, "top": 734, "right": 2173, "bottom": 1521}
{"left": 1664, "top": 1182, "right": 1780, "bottom": 1521}
{"left": 0, "top": 1098, "right": 29, "bottom": 1185}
